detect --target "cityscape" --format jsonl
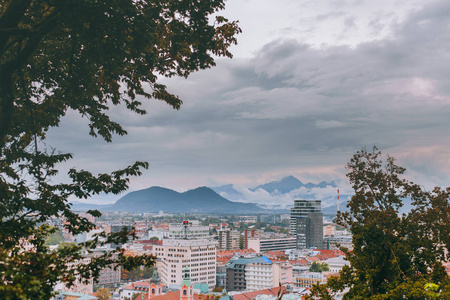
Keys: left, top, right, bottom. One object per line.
{"left": 45, "top": 197, "right": 353, "bottom": 300}
{"left": 1, "top": 0, "right": 450, "bottom": 300}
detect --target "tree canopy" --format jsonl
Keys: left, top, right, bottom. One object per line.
{"left": 309, "top": 262, "right": 329, "bottom": 273}
{"left": 0, "top": 0, "right": 241, "bottom": 298}
{"left": 307, "top": 147, "right": 450, "bottom": 300}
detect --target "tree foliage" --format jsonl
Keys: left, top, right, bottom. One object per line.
{"left": 121, "top": 266, "right": 154, "bottom": 282}
{"left": 0, "top": 0, "right": 241, "bottom": 298}
{"left": 307, "top": 147, "right": 450, "bottom": 300}
{"left": 309, "top": 262, "right": 329, "bottom": 273}
{"left": 44, "top": 228, "right": 64, "bottom": 245}
{"left": 96, "top": 287, "right": 111, "bottom": 300}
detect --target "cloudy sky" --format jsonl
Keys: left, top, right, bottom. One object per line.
{"left": 48, "top": 0, "right": 450, "bottom": 204}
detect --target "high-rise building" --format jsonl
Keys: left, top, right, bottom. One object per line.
{"left": 153, "top": 239, "right": 216, "bottom": 289}
{"left": 290, "top": 200, "right": 323, "bottom": 249}
{"left": 244, "top": 229, "right": 256, "bottom": 249}
{"left": 217, "top": 228, "right": 239, "bottom": 250}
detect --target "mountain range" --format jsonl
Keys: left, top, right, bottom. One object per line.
{"left": 72, "top": 186, "right": 265, "bottom": 214}
{"left": 71, "top": 175, "right": 346, "bottom": 214}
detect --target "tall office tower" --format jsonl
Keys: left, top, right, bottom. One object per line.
{"left": 290, "top": 200, "right": 323, "bottom": 249}
{"left": 217, "top": 228, "right": 239, "bottom": 250}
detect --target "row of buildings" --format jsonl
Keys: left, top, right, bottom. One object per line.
{"left": 54, "top": 199, "right": 351, "bottom": 299}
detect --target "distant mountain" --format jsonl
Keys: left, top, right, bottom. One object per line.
{"left": 250, "top": 176, "right": 336, "bottom": 194}
{"left": 210, "top": 184, "right": 243, "bottom": 201}
{"left": 111, "top": 186, "right": 264, "bottom": 213}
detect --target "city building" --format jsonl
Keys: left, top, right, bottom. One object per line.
{"left": 323, "top": 224, "right": 336, "bottom": 237}
{"left": 245, "top": 262, "right": 293, "bottom": 292}
{"left": 290, "top": 200, "right": 323, "bottom": 250}
{"left": 147, "top": 227, "right": 170, "bottom": 240}
{"left": 323, "top": 235, "right": 353, "bottom": 251}
{"left": 294, "top": 272, "right": 327, "bottom": 288}
{"left": 168, "top": 220, "right": 209, "bottom": 240}
{"left": 225, "top": 255, "right": 272, "bottom": 291}
{"left": 239, "top": 216, "right": 258, "bottom": 224}
{"left": 54, "top": 291, "right": 98, "bottom": 300}
{"left": 134, "top": 270, "right": 198, "bottom": 300}
{"left": 247, "top": 235, "right": 296, "bottom": 252}
{"left": 244, "top": 229, "right": 256, "bottom": 249}
{"left": 216, "top": 264, "right": 227, "bottom": 288}
{"left": 153, "top": 238, "right": 216, "bottom": 289}
{"left": 55, "top": 255, "right": 94, "bottom": 295}
{"left": 323, "top": 256, "right": 350, "bottom": 274}
{"left": 217, "top": 228, "right": 240, "bottom": 250}
{"left": 121, "top": 269, "right": 162, "bottom": 300}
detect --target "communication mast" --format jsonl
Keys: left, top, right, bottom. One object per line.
{"left": 181, "top": 220, "right": 191, "bottom": 239}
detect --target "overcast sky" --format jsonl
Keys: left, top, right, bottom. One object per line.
{"left": 48, "top": 0, "right": 450, "bottom": 203}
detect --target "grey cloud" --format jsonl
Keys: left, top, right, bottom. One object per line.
{"left": 47, "top": 1, "right": 450, "bottom": 198}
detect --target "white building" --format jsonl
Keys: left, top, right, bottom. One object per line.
{"left": 168, "top": 220, "right": 209, "bottom": 240}
{"left": 239, "top": 216, "right": 258, "bottom": 224}
{"left": 323, "top": 256, "right": 349, "bottom": 274}
{"left": 294, "top": 272, "right": 327, "bottom": 288}
{"left": 153, "top": 238, "right": 216, "bottom": 289}
{"left": 245, "top": 262, "right": 293, "bottom": 292}
{"left": 147, "top": 228, "right": 169, "bottom": 240}
{"left": 248, "top": 235, "right": 296, "bottom": 252}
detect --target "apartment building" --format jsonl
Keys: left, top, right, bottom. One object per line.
{"left": 226, "top": 255, "right": 272, "bottom": 291}
{"left": 55, "top": 255, "right": 94, "bottom": 295}
{"left": 153, "top": 238, "right": 216, "bottom": 289}
{"left": 247, "top": 235, "right": 296, "bottom": 252}
{"left": 294, "top": 271, "right": 327, "bottom": 288}
{"left": 217, "top": 228, "right": 240, "bottom": 250}
{"left": 245, "top": 262, "right": 293, "bottom": 292}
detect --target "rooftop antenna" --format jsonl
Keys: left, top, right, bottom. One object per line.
{"left": 182, "top": 219, "right": 190, "bottom": 240}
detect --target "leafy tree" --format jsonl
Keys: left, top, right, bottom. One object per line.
{"left": 309, "top": 262, "right": 329, "bottom": 273}
{"left": 121, "top": 266, "right": 154, "bottom": 281}
{"left": 239, "top": 235, "right": 244, "bottom": 249}
{"left": 44, "top": 228, "right": 64, "bottom": 245}
{"left": 96, "top": 287, "right": 111, "bottom": 300}
{"left": 306, "top": 147, "right": 450, "bottom": 299}
{"left": 0, "top": 0, "right": 241, "bottom": 298}
{"left": 56, "top": 241, "right": 77, "bottom": 251}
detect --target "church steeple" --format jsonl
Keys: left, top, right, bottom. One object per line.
{"left": 181, "top": 267, "right": 193, "bottom": 300}
{"left": 150, "top": 268, "right": 161, "bottom": 285}
{"left": 148, "top": 267, "right": 162, "bottom": 298}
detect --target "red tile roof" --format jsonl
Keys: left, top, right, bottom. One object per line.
{"left": 123, "top": 280, "right": 150, "bottom": 291}
{"left": 232, "top": 286, "right": 286, "bottom": 300}
{"left": 136, "top": 290, "right": 201, "bottom": 300}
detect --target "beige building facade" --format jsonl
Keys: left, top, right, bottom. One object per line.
{"left": 153, "top": 239, "right": 216, "bottom": 289}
